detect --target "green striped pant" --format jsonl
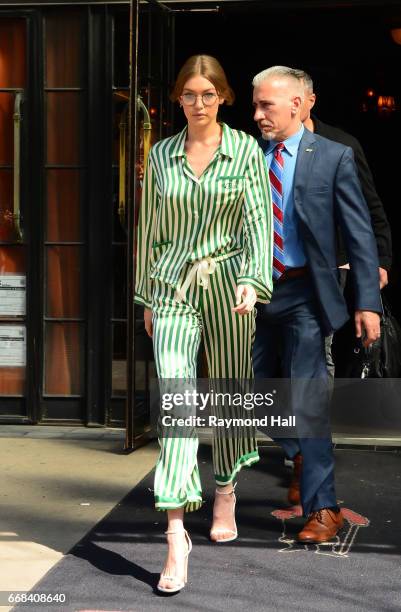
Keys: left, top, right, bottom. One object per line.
{"left": 152, "top": 253, "right": 259, "bottom": 512}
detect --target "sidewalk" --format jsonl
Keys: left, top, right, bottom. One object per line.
{"left": 5, "top": 439, "right": 401, "bottom": 612}
{"left": 1, "top": 425, "right": 400, "bottom": 611}
{"left": 0, "top": 426, "right": 159, "bottom": 612}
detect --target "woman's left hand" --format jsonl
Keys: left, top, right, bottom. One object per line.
{"left": 232, "top": 285, "right": 257, "bottom": 315}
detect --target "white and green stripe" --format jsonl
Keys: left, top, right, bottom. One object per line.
{"left": 134, "top": 122, "right": 273, "bottom": 513}
{"left": 152, "top": 255, "right": 259, "bottom": 512}
{"left": 135, "top": 122, "right": 273, "bottom": 308}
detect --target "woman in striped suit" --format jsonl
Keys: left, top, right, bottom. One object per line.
{"left": 135, "top": 55, "right": 273, "bottom": 592}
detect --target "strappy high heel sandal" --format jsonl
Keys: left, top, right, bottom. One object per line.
{"left": 157, "top": 529, "right": 192, "bottom": 593}
{"left": 210, "top": 483, "right": 238, "bottom": 543}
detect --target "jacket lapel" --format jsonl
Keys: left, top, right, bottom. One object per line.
{"left": 294, "top": 129, "right": 317, "bottom": 194}
{"left": 293, "top": 128, "right": 318, "bottom": 224}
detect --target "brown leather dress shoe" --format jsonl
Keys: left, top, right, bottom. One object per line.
{"left": 297, "top": 508, "right": 344, "bottom": 543}
{"left": 288, "top": 453, "right": 302, "bottom": 505}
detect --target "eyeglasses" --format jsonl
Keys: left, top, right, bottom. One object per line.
{"left": 181, "top": 92, "right": 219, "bottom": 106}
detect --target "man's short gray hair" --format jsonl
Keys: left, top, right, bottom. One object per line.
{"left": 292, "top": 69, "right": 314, "bottom": 93}
{"left": 252, "top": 65, "right": 309, "bottom": 99}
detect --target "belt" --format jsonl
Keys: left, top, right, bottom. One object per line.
{"left": 274, "top": 266, "right": 308, "bottom": 283}
{"left": 174, "top": 257, "right": 216, "bottom": 303}
{"left": 174, "top": 249, "right": 242, "bottom": 303}
{"left": 174, "top": 249, "right": 242, "bottom": 302}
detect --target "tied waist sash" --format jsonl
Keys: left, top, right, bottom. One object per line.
{"left": 174, "top": 249, "right": 242, "bottom": 303}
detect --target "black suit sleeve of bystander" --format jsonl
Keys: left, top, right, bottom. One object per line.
{"left": 312, "top": 115, "right": 392, "bottom": 270}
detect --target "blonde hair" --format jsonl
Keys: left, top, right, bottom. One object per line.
{"left": 170, "top": 55, "right": 235, "bottom": 105}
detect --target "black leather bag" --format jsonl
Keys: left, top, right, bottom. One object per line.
{"left": 344, "top": 295, "right": 401, "bottom": 378}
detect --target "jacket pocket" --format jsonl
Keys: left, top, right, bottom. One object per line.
{"left": 152, "top": 240, "right": 172, "bottom": 249}
{"left": 215, "top": 176, "right": 246, "bottom": 206}
{"left": 150, "top": 240, "right": 173, "bottom": 272}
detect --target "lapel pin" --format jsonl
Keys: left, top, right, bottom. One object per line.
{"left": 305, "top": 148, "right": 314, "bottom": 152}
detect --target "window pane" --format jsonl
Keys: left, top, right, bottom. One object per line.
{"left": 0, "top": 324, "right": 26, "bottom": 395}
{"left": 113, "top": 12, "right": 129, "bottom": 88}
{"left": 0, "top": 94, "right": 15, "bottom": 166}
{"left": 112, "top": 168, "right": 126, "bottom": 243}
{"left": 46, "top": 246, "right": 82, "bottom": 318}
{"left": 47, "top": 169, "right": 82, "bottom": 241}
{"left": 112, "top": 245, "right": 127, "bottom": 318}
{"left": 112, "top": 322, "right": 126, "bottom": 396}
{"left": 134, "top": 321, "right": 154, "bottom": 394}
{"left": 46, "top": 92, "right": 81, "bottom": 165}
{"left": 0, "top": 245, "right": 26, "bottom": 278}
{"left": 44, "top": 322, "right": 83, "bottom": 395}
{"left": 0, "top": 170, "right": 14, "bottom": 242}
{"left": 45, "top": 10, "right": 83, "bottom": 88}
{"left": 0, "top": 19, "right": 26, "bottom": 88}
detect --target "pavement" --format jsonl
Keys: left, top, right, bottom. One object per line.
{"left": 0, "top": 425, "right": 400, "bottom": 612}
{"left": 0, "top": 426, "right": 159, "bottom": 612}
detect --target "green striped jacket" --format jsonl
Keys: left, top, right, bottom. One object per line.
{"left": 134, "top": 122, "right": 273, "bottom": 309}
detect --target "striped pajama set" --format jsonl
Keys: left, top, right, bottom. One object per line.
{"left": 135, "top": 123, "right": 273, "bottom": 512}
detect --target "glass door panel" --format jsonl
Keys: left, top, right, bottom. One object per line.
{"left": 0, "top": 18, "right": 27, "bottom": 399}
{"left": 46, "top": 246, "right": 82, "bottom": 318}
{"left": 124, "top": 0, "right": 175, "bottom": 447}
{"left": 45, "top": 10, "right": 82, "bottom": 88}
{"left": 110, "top": 10, "right": 130, "bottom": 414}
{"left": 112, "top": 321, "right": 127, "bottom": 397}
{"left": 43, "top": 9, "right": 85, "bottom": 405}
{"left": 46, "top": 92, "right": 81, "bottom": 165}
{"left": 0, "top": 170, "right": 13, "bottom": 228}
{"left": 0, "top": 94, "right": 15, "bottom": 163}
{"left": 46, "top": 169, "right": 82, "bottom": 242}
{"left": 44, "top": 321, "right": 83, "bottom": 395}
{"left": 0, "top": 19, "right": 26, "bottom": 87}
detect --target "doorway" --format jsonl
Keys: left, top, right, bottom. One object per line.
{"left": 0, "top": 12, "right": 39, "bottom": 419}
{"left": 128, "top": 0, "right": 401, "bottom": 442}
{"left": 0, "top": 6, "right": 132, "bottom": 431}
{"left": 170, "top": 1, "right": 401, "bottom": 318}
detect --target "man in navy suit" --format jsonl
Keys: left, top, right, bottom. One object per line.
{"left": 252, "top": 66, "right": 382, "bottom": 543}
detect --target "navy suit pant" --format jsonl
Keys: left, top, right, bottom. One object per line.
{"left": 253, "top": 276, "right": 337, "bottom": 516}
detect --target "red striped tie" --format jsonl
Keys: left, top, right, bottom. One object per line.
{"left": 269, "top": 142, "right": 285, "bottom": 279}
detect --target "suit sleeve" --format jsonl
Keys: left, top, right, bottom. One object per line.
{"left": 134, "top": 153, "right": 159, "bottom": 309}
{"left": 237, "top": 144, "right": 273, "bottom": 303}
{"left": 351, "top": 140, "right": 392, "bottom": 270}
{"left": 334, "top": 148, "right": 382, "bottom": 313}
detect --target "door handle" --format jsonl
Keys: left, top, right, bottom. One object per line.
{"left": 137, "top": 95, "right": 152, "bottom": 168}
{"left": 118, "top": 96, "right": 152, "bottom": 228}
{"left": 13, "top": 91, "right": 24, "bottom": 242}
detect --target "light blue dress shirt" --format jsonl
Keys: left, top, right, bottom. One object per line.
{"left": 262, "top": 124, "right": 306, "bottom": 268}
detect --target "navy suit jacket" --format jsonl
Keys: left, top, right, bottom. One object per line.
{"left": 261, "top": 127, "right": 382, "bottom": 334}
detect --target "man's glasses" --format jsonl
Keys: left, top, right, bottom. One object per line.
{"left": 181, "top": 92, "right": 218, "bottom": 106}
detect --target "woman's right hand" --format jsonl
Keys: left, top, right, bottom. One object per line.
{"left": 144, "top": 308, "right": 153, "bottom": 338}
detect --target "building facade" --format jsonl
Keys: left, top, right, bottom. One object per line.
{"left": 0, "top": 0, "right": 400, "bottom": 445}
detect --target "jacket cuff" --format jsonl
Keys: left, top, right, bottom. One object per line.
{"left": 134, "top": 294, "right": 152, "bottom": 309}
{"left": 378, "top": 256, "right": 392, "bottom": 271}
{"left": 237, "top": 276, "right": 272, "bottom": 303}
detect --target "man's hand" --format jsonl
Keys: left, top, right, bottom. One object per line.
{"left": 379, "top": 267, "right": 388, "bottom": 290}
{"left": 355, "top": 310, "right": 381, "bottom": 348}
{"left": 232, "top": 285, "right": 257, "bottom": 315}
{"left": 144, "top": 307, "right": 153, "bottom": 338}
